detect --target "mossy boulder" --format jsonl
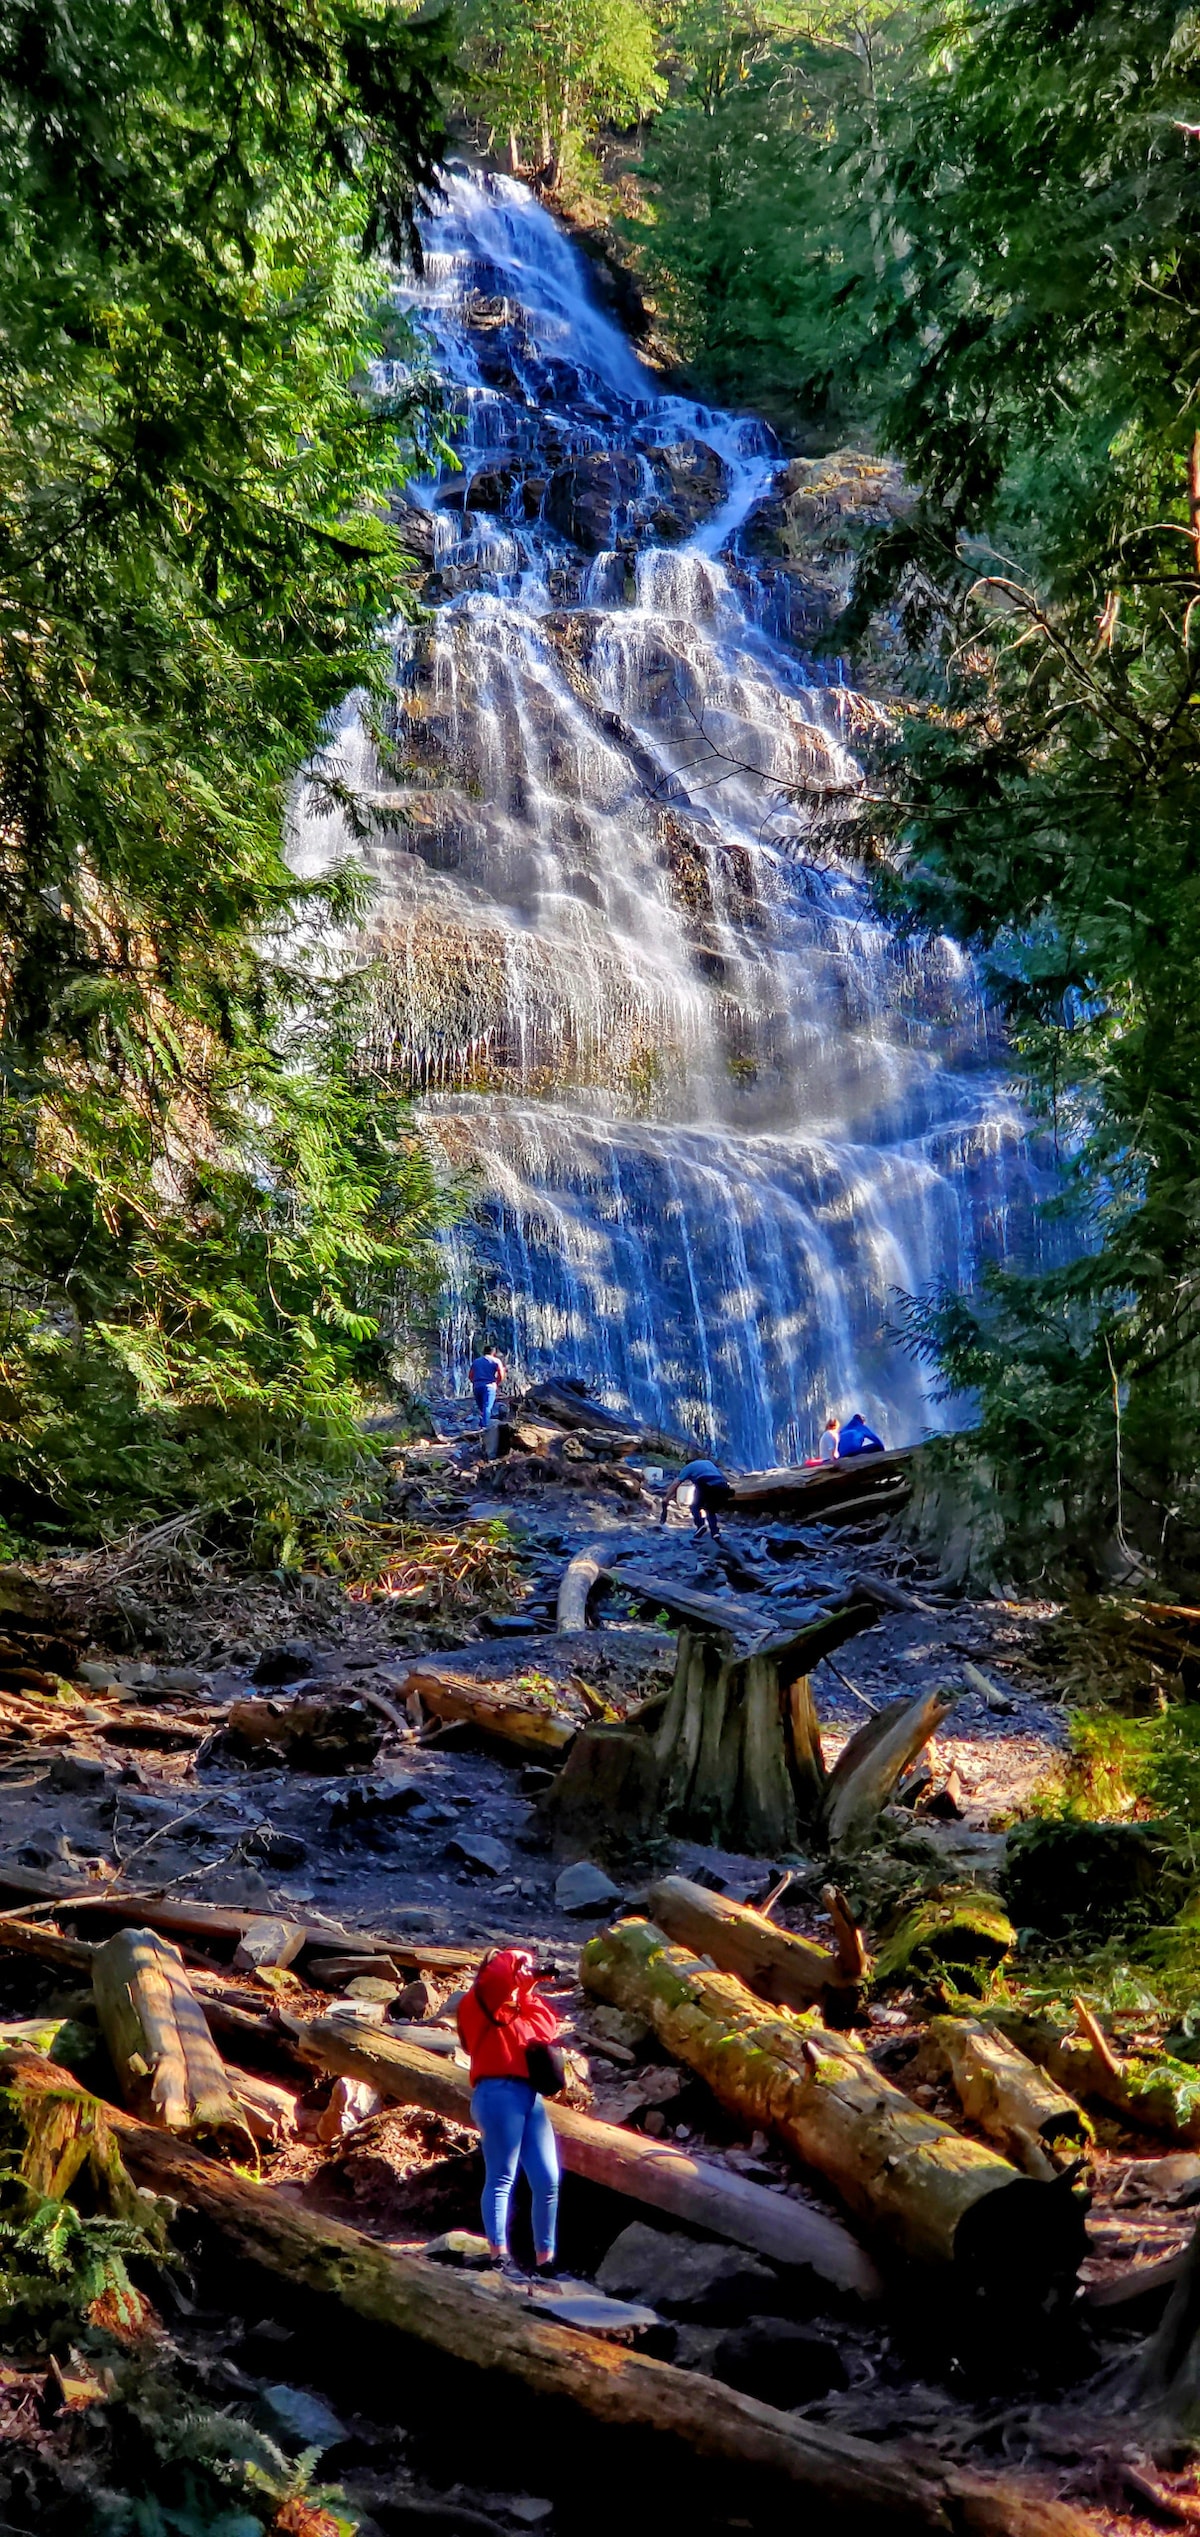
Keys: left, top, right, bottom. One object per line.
{"left": 873, "top": 1886, "right": 1015, "bottom": 1990}
{"left": 1002, "top": 1818, "right": 1177, "bottom": 1938}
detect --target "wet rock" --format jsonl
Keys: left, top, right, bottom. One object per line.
{"left": 259, "top": 2383, "right": 347, "bottom": 2451}
{"left": 242, "top": 1826, "right": 309, "bottom": 1868}
{"left": 424, "top": 2230, "right": 495, "bottom": 2268}
{"left": 328, "top": 1777, "right": 424, "bottom": 1834}
{"left": 595, "top": 2222, "right": 782, "bottom": 2322}
{"left": 710, "top": 2319, "right": 850, "bottom": 2407}
{"left": 553, "top": 1859, "right": 623, "bottom": 1915}
{"left": 465, "top": 460, "right": 522, "bottom": 513}
{"left": 46, "top": 1752, "right": 110, "bottom": 1794}
{"left": 252, "top": 1639, "right": 318, "bottom": 1687}
{"left": 544, "top": 452, "right": 640, "bottom": 552}
{"left": 449, "top": 1833, "right": 510, "bottom": 1875}
{"left": 645, "top": 438, "right": 729, "bottom": 539}
{"left": 388, "top": 1977, "right": 433, "bottom": 2020}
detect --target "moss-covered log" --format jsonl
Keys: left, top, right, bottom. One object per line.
{"left": 873, "top": 1889, "right": 1016, "bottom": 1990}
{"left": 401, "top": 1667, "right": 576, "bottom": 1755}
{"left": 925, "top": 2017, "right": 1093, "bottom": 2180}
{"left": 581, "top": 1921, "right": 1086, "bottom": 2288}
{"left": 92, "top": 1928, "right": 250, "bottom": 2146}
{"left": 644, "top": 1875, "right": 861, "bottom": 2014}
{"left": 992, "top": 2007, "right": 1200, "bottom": 2146}
{"left": 291, "top": 2019, "right": 881, "bottom": 2298}
{"left": 0, "top": 2046, "right": 1090, "bottom": 2537}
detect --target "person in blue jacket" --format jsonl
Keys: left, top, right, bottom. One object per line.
{"left": 469, "top": 1344, "right": 507, "bottom": 1430}
{"left": 837, "top": 1410, "right": 885, "bottom": 1456}
{"left": 659, "top": 1457, "right": 735, "bottom": 1540}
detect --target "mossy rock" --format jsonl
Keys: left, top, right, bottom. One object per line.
{"left": 1002, "top": 1817, "right": 1177, "bottom": 1937}
{"left": 873, "top": 1886, "right": 1015, "bottom": 1988}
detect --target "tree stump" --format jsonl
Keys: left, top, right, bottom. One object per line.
{"left": 650, "top": 1626, "right": 827, "bottom": 1852}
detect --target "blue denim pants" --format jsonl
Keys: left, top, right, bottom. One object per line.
{"left": 471, "top": 2076, "right": 559, "bottom": 2260}
{"left": 473, "top": 1381, "right": 498, "bottom": 1429}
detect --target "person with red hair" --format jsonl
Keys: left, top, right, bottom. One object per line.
{"left": 457, "top": 1948, "right": 563, "bottom": 2278}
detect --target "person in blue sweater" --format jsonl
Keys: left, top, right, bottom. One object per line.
{"left": 837, "top": 1411, "right": 885, "bottom": 1457}
{"left": 659, "top": 1457, "right": 735, "bottom": 1540}
{"left": 469, "top": 1345, "right": 507, "bottom": 1430}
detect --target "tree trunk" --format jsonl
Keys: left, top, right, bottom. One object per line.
{"left": 991, "top": 2007, "right": 1200, "bottom": 2147}
{"left": 557, "top": 1546, "right": 604, "bottom": 1631}
{"left": 291, "top": 2020, "right": 880, "bottom": 2299}
{"left": 924, "top": 2017, "right": 1093, "bottom": 2180}
{"left": 644, "top": 1875, "right": 861, "bottom": 2015}
{"left": 581, "top": 1921, "right": 1087, "bottom": 2289}
{"left": 0, "top": 1860, "right": 483, "bottom": 1977}
{"left": 0, "top": 2048, "right": 1090, "bottom": 2535}
{"left": 91, "top": 1927, "right": 250, "bottom": 2147}
{"left": 398, "top": 1667, "right": 577, "bottom": 1756}
{"left": 729, "top": 1450, "right": 912, "bottom": 1519}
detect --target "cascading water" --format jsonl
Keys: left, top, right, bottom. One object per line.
{"left": 294, "top": 165, "right": 1058, "bottom": 1466}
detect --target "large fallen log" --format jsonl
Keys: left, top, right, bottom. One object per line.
{"left": 923, "top": 2016, "right": 1093, "bottom": 2181}
{"left": 557, "top": 1547, "right": 606, "bottom": 1633}
{"left": 0, "top": 1862, "right": 483, "bottom": 1976}
{"left": 644, "top": 1875, "right": 862, "bottom": 2015}
{"left": 291, "top": 2018, "right": 881, "bottom": 2299}
{"left": 91, "top": 1927, "right": 250, "bottom": 2147}
{"left": 581, "top": 1921, "right": 1087, "bottom": 2287}
{"left": 729, "top": 1450, "right": 913, "bottom": 1520}
{"left": 0, "top": 2048, "right": 1086, "bottom": 2537}
{"left": 820, "top": 1686, "right": 960, "bottom": 1850}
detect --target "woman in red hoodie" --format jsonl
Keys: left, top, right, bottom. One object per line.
{"left": 457, "top": 1948, "right": 562, "bottom": 2278}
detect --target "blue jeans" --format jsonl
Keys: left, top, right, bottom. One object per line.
{"left": 471, "top": 2077, "right": 559, "bottom": 2261}
{"left": 473, "top": 1382, "right": 497, "bottom": 1429}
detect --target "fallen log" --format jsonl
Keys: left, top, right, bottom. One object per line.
{"left": 557, "top": 1547, "right": 605, "bottom": 1634}
{"left": 729, "top": 1451, "right": 913, "bottom": 1519}
{"left": 924, "top": 2016, "right": 1093, "bottom": 2180}
{"left": 0, "top": 1862, "right": 483, "bottom": 1976}
{"left": 821, "top": 1687, "right": 960, "bottom": 1850}
{"left": 992, "top": 2007, "right": 1200, "bottom": 2147}
{"left": 0, "top": 2048, "right": 1087, "bottom": 2537}
{"left": 644, "top": 1875, "right": 860, "bottom": 2015}
{"left": 397, "top": 1668, "right": 576, "bottom": 1756}
{"left": 91, "top": 1927, "right": 250, "bottom": 2147}
{"left": 291, "top": 2018, "right": 881, "bottom": 2299}
{"left": 581, "top": 1921, "right": 1087, "bottom": 2286}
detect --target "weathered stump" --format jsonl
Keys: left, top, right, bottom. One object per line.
{"left": 651, "top": 1626, "right": 826, "bottom": 1852}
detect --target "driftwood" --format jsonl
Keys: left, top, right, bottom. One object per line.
{"left": 820, "top": 1687, "right": 960, "bottom": 1850}
{"left": 0, "top": 1861, "right": 484, "bottom": 1976}
{"left": 581, "top": 1921, "right": 1087, "bottom": 2287}
{"left": 557, "top": 1547, "right": 606, "bottom": 1633}
{"left": 398, "top": 1667, "right": 577, "bottom": 1755}
{"left": 924, "top": 2017, "right": 1093, "bottom": 2180}
{"left": 91, "top": 1927, "right": 249, "bottom": 2146}
{"left": 291, "top": 2019, "right": 881, "bottom": 2299}
{"left": 0, "top": 2048, "right": 1086, "bottom": 2536}
{"left": 644, "top": 1875, "right": 862, "bottom": 2014}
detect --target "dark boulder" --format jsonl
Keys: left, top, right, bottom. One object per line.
{"left": 711, "top": 2319, "right": 850, "bottom": 2407}
{"left": 545, "top": 452, "right": 641, "bottom": 553}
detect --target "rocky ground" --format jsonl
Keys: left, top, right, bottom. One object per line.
{"left": 0, "top": 1441, "right": 1192, "bottom": 2535}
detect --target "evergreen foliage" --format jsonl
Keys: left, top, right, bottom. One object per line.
{"left": 458, "top": 0, "right": 665, "bottom": 181}
{"left": 0, "top": 0, "right": 454, "bottom": 1545}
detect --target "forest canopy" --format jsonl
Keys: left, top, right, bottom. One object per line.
{"left": 0, "top": 0, "right": 454, "bottom": 1546}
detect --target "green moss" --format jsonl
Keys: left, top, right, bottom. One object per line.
{"left": 874, "top": 1888, "right": 1015, "bottom": 1990}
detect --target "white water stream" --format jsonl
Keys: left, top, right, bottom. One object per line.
{"left": 294, "top": 168, "right": 1057, "bottom": 1465}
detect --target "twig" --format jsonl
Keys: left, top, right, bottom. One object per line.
{"left": 1073, "top": 1994, "right": 1122, "bottom": 2077}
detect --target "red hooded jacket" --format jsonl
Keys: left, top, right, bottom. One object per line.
{"left": 457, "top": 1950, "right": 560, "bottom": 2084}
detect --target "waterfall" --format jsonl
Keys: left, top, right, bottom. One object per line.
{"left": 293, "top": 165, "right": 1058, "bottom": 1466}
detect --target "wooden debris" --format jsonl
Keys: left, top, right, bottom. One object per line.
{"left": 539, "top": 1724, "right": 657, "bottom": 1848}
{"left": 557, "top": 1547, "right": 605, "bottom": 1633}
{"left": 92, "top": 1927, "right": 250, "bottom": 2147}
{"left": 0, "top": 1862, "right": 484, "bottom": 1975}
{"left": 223, "top": 1693, "right": 383, "bottom": 1773}
{"left": 822, "top": 1884, "right": 869, "bottom": 1983}
{"left": 648, "top": 1605, "right": 877, "bottom": 1853}
{"left": 581, "top": 1920, "right": 1086, "bottom": 2285}
{"left": 821, "top": 1687, "right": 960, "bottom": 1851}
{"left": 291, "top": 2020, "right": 882, "bottom": 2299}
{"left": 925, "top": 2016, "right": 1093, "bottom": 2180}
{"left": 395, "top": 1667, "right": 576, "bottom": 1756}
{"left": 644, "top": 1875, "right": 859, "bottom": 2013}
{"left": 0, "top": 2045, "right": 1087, "bottom": 2535}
